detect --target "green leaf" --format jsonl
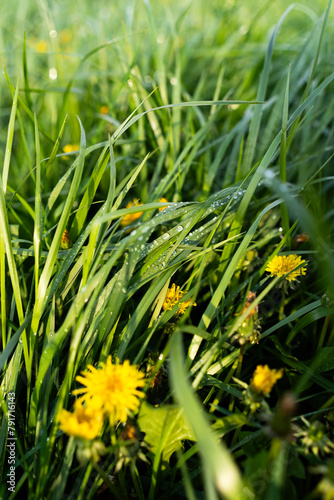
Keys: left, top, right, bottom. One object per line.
{"left": 137, "top": 401, "right": 196, "bottom": 467}
{"left": 212, "top": 413, "right": 248, "bottom": 435}
{"left": 311, "top": 347, "right": 334, "bottom": 373}
{"left": 286, "top": 455, "right": 305, "bottom": 479}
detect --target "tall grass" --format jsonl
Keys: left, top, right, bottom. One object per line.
{"left": 1, "top": 0, "right": 334, "bottom": 499}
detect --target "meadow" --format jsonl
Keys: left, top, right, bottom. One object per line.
{"left": 0, "top": 0, "right": 334, "bottom": 498}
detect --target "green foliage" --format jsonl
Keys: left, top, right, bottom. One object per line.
{"left": 137, "top": 401, "right": 196, "bottom": 468}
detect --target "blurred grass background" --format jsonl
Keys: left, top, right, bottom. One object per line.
{"left": 1, "top": 0, "right": 332, "bottom": 141}
{"left": 1, "top": 0, "right": 333, "bottom": 200}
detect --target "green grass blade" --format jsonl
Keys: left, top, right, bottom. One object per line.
{"left": 240, "top": 5, "right": 295, "bottom": 178}
{"left": 2, "top": 76, "right": 19, "bottom": 191}
{"left": 22, "top": 30, "right": 33, "bottom": 111}
{"left": 170, "top": 332, "right": 242, "bottom": 500}
{"left": 33, "top": 114, "right": 42, "bottom": 300}
{"left": 31, "top": 116, "right": 86, "bottom": 334}
{"left": 279, "top": 68, "right": 291, "bottom": 248}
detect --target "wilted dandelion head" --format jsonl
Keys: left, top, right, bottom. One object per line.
{"left": 61, "top": 229, "right": 72, "bottom": 249}
{"left": 265, "top": 254, "right": 307, "bottom": 282}
{"left": 73, "top": 356, "right": 146, "bottom": 425}
{"left": 250, "top": 365, "right": 283, "bottom": 396}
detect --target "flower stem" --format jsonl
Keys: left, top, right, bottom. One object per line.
{"left": 93, "top": 462, "right": 125, "bottom": 500}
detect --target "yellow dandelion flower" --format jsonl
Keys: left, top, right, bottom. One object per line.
{"left": 250, "top": 365, "right": 283, "bottom": 396}
{"left": 265, "top": 254, "right": 307, "bottom": 282}
{"left": 35, "top": 40, "right": 48, "bottom": 53}
{"left": 58, "top": 400, "right": 103, "bottom": 440}
{"left": 120, "top": 199, "right": 143, "bottom": 227}
{"left": 63, "top": 143, "right": 80, "bottom": 154}
{"left": 159, "top": 198, "right": 168, "bottom": 212}
{"left": 100, "top": 105, "right": 109, "bottom": 114}
{"left": 59, "top": 28, "right": 72, "bottom": 45}
{"left": 73, "top": 356, "right": 145, "bottom": 425}
{"left": 162, "top": 283, "right": 196, "bottom": 316}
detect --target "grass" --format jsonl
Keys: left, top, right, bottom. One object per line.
{"left": 1, "top": 0, "right": 334, "bottom": 499}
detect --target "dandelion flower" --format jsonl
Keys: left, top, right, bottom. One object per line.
{"left": 73, "top": 356, "right": 145, "bottom": 425}
{"left": 162, "top": 283, "right": 196, "bottom": 316}
{"left": 250, "top": 365, "right": 283, "bottom": 396}
{"left": 59, "top": 29, "right": 73, "bottom": 45}
{"left": 266, "top": 254, "right": 307, "bottom": 282}
{"left": 59, "top": 400, "right": 103, "bottom": 440}
{"left": 63, "top": 143, "right": 80, "bottom": 154}
{"left": 35, "top": 40, "right": 48, "bottom": 53}
{"left": 120, "top": 199, "right": 143, "bottom": 227}
{"left": 159, "top": 198, "right": 168, "bottom": 212}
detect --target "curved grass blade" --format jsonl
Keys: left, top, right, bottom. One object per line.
{"left": 170, "top": 332, "right": 243, "bottom": 500}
